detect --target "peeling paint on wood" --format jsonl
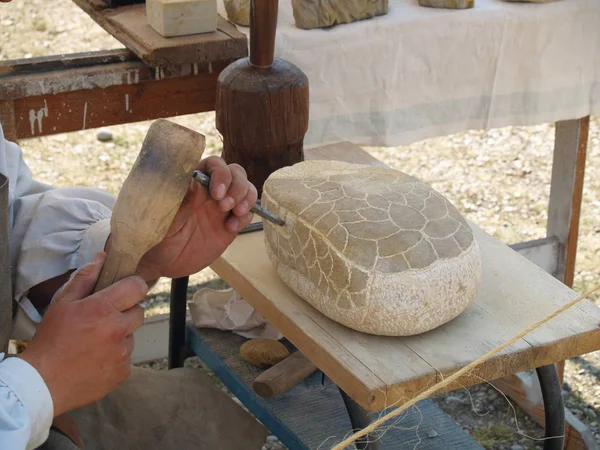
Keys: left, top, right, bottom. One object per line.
{"left": 28, "top": 99, "right": 48, "bottom": 135}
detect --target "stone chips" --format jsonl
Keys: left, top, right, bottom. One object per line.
{"left": 262, "top": 161, "right": 482, "bottom": 336}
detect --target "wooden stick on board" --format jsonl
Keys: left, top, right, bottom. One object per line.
{"left": 93, "top": 119, "right": 205, "bottom": 292}
{"left": 253, "top": 351, "right": 318, "bottom": 398}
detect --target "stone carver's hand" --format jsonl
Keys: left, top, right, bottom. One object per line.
{"left": 19, "top": 252, "right": 148, "bottom": 416}
{"left": 132, "top": 155, "right": 258, "bottom": 281}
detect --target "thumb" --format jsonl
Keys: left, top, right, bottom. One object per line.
{"left": 53, "top": 252, "right": 107, "bottom": 304}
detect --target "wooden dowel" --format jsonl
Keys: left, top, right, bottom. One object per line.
{"left": 253, "top": 351, "right": 318, "bottom": 398}
{"left": 249, "top": 0, "right": 278, "bottom": 68}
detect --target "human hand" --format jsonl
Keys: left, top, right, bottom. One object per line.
{"left": 19, "top": 252, "right": 148, "bottom": 417}
{"left": 132, "top": 156, "right": 257, "bottom": 281}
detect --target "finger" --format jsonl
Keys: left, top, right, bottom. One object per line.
{"left": 225, "top": 211, "right": 253, "bottom": 234}
{"left": 232, "top": 182, "right": 258, "bottom": 217}
{"left": 122, "top": 305, "right": 145, "bottom": 336}
{"left": 122, "top": 335, "right": 134, "bottom": 357}
{"left": 91, "top": 276, "right": 148, "bottom": 312}
{"left": 218, "top": 164, "right": 249, "bottom": 213}
{"left": 53, "top": 252, "right": 107, "bottom": 304}
{"left": 199, "top": 156, "right": 232, "bottom": 201}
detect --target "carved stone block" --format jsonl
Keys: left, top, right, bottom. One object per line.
{"left": 292, "top": 0, "right": 388, "bottom": 30}
{"left": 418, "top": 0, "right": 474, "bottom": 8}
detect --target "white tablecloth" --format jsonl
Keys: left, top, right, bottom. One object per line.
{"left": 218, "top": 0, "right": 600, "bottom": 147}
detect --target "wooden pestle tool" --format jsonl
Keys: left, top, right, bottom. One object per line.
{"left": 215, "top": 0, "right": 309, "bottom": 197}
{"left": 253, "top": 351, "right": 318, "bottom": 398}
{"left": 93, "top": 119, "right": 205, "bottom": 293}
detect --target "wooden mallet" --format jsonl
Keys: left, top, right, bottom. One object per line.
{"left": 93, "top": 119, "right": 205, "bottom": 293}
{"left": 216, "top": 0, "right": 309, "bottom": 198}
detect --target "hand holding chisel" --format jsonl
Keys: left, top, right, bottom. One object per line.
{"left": 192, "top": 170, "right": 285, "bottom": 226}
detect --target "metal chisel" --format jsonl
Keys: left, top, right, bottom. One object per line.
{"left": 192, "top": 170, "right": 285, "bottom": 226}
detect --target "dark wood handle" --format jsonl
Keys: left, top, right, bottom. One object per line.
{"left": 253, "top": 351, "right": 318, "bottom": 398}
{"left": 249, "top": 0, "right": 278, "bottom": 68}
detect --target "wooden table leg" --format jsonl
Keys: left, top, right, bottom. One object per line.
{"left": 492, "top": 117, "right": 594, "bottom": 450}
{"left": 547, "top": 117, "right": 589, "bottom": 382}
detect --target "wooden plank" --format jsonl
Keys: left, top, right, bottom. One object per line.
{"left": 10, "top": 72, "right": 219, "bottom": 139}
{"left": 0, "top": 49, "right": 137, "bottom": 76}
{"left": 210, "top": 142, "right": 600, "bottom": 412}
{"left": 71, "top": 0, "right": 247, "bottom": 67}
{"left": 509, "top": 237, "right": 560, "bottom": 276}
{"left": 547, "top": 117, "right": 589, "bottom": 289}
{"left": 547, "top": 117, "right": 589, "bottom": 385}
{"left": 0, "top": 54, "right": 234, "bottom": 101}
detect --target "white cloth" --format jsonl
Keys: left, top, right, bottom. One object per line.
{"left": 0, "top": 123, "right": 113, "bottom": 449}
{"left": 218, "top": 0, "right": 600, "bottom": 147}
{"left": 189, "top": 287, "right": 283, "bottom": 340}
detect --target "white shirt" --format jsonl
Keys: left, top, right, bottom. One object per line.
{"left": 0, "top": 123, "right": 114, "bottom": 450}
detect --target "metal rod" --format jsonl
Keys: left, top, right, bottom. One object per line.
{"left": 536, "top": 364, "right": 566, "bottom": 450}
{"left": 340, "top": 390, "right": 380, "bottom": 450}
{"left": 192, "top": 170, "right": 285, "bottom": 226}
{"left": 168, "top": 276, "right": 189, "bottom": 369}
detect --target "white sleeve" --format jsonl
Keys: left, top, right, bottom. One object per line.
{"left": 4, "top": 135, "right": 115, "bottom": 321}
{"left": 0, "top": 354, "right": 54, "bottom": 450}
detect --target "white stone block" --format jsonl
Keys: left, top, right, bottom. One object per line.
{"left": 146, "top": 0, "right": 217, "bottom": 38}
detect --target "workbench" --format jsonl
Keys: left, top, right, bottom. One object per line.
{"left": 170, "top": 143, "right": 600, "bottom": 449}
{"left": 0, "top": 0, "right": 598, "bottom": 447}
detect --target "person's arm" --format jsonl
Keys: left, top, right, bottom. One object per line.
{"left": 0, "top": 254, "right": 148, "bottom": 450}
{"left": 0, "top": 129, "right": 115, "bottom": 321}
{"left": 0, "top": 127, "right": 114, "bottom": 449}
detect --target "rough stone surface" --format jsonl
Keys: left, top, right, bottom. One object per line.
{"left": 419, "top": 0, "right": 474, "bottom": 8}
{"left": 262, "top": 160, "right": 482, "bottom": 336}
{"left": 96, "top": 128, "right": 113, "bottom": 142}
{"left": 239, "top": 339, "right": 290, "bottom": 368}
{"left": 292, "top": 0, "right": 388, "bottom": 30}
{"left": 223, "top": 0, "right": 250, "bottom": 27}
{"left": 502, "top": 0, "right": 557, "bottom": 2}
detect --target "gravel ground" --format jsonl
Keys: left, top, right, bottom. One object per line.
{"left": 2, "top": 1, "right": 599, "bottom": 448}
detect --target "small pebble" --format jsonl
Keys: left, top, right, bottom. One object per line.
{"left": 510, "top": 445, "right": 524, "bottom": 450}
{"left": 96, "top": 128, "right": 113, "bottom": 142}
{"left": 444, "top": 395, "right": 467, "bottom": 407}
{"left": 427, "top": 430, "right": 439, "bottom": 438}
{"left": 240, "top": 339, "right": 289, "bottom": 368}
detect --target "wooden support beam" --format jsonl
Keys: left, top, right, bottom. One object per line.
{"left": 0, "top": 100, "right": 17, "bottom": 142}
{"left": 10, "top": 73, "right": 218, "bottom": 139}
{"left": 510, "top": 237, "right": 560, "bottom": 276}
{"left": 548, "top": 117, "right": 589, "bottom": 290}
{"left": 0, "top": 49, "right": 236, "bottom": 139}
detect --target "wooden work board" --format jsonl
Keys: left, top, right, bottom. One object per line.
{"left": 71, "top": 0, "right": 247, "bottom": 67}
{"left": 210, "top": 142, "right": 600, "bottom": 413}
